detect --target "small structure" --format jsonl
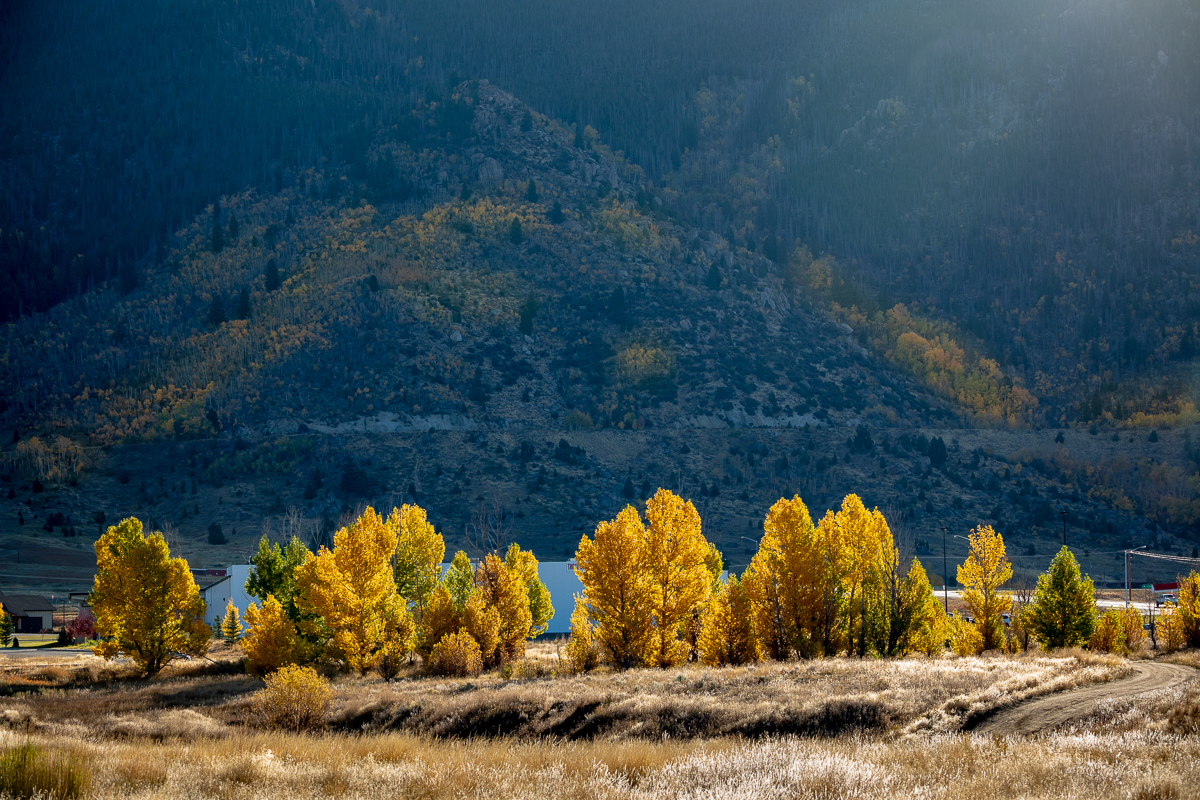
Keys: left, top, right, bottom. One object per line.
{"left": 0, "top": 589, "right": 55, "bottom": 633}
{"left": 199, "top": 565, "right": 253, "bottom": 631}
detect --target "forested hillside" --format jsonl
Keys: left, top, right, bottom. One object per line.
{"left": 3, "top": 0, "right": 1198, "bottom": 422}
{"left": 2, "top": 0, "right": 1200, "bottom": 590}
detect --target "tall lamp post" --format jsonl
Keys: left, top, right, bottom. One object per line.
{"left": 1125, "top": 545, "right": 1147, "bottom": 607}
{"left": 941, "top": 526, "right": 950, "bottom": 613}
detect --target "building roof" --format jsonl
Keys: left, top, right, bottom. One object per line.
{"left": 0, "top": 589, "right": 55, "bottom": 616}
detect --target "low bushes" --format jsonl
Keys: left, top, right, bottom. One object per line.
{"left": 251, "top": 665, "right": 333, "bottom": 731}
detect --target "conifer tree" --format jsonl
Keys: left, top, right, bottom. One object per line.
{"left": 574, "top": 505, "right": 653, "bottom": 668}
{"left": 236, "top": 287, "right": 251, "bottom": 320}
{"left": 525, "top": 180, "right": 539, "bottom": 203}
{"left": 90, "top": 518, "right": 210, "bottom": 675}
{"left": 957, "top": 524, "right": 1012, "bottom": 652}
{"left": 210, "top": 203, "right": 224, "bottom": 253}
{"left": 706, "top": 262, "right": 722, "bottom": 290}
{"left": 265, "top": 258, "right": 281, "bottom": 291}
{"left": 509, "top": 217, "right": 524, "bottom": 245}
{"left": 0, "top": 603, "right": 11, "bottom": 647}
{"left": 888, "top": 557, "right": 939, "bottom": 656}
{"left": 549, "top": 200, "right": 564, "bottom": 224}
{"left": 1022, "top": 547, "right": 1097, "bottom": 650}
{"left": 220, "top": 599, "right": 243, "bottom": 645}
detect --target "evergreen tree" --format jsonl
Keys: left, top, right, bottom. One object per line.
{"left": 208, "top": 296, "right": 226, "bottom": 326}
{"left": 509, "top": 217, "right": 524, "bottom": 245}
{"left": 227, "top": 213, "right": 239, "bottom": 242}
{"left": 928, "top": 437, "right": 948, "bottom": 467}
{"left": 1022, "top": 546, "right": 1096, "bottom": 650}
{"left": 265, "top": 258, "right": 280, "bottom": 291}
{"left": 220, "top": 600, "right": 243, "bottom": 645}
{"left": 608, "top": 286, "right": 626, "bottom": 324}
{"left": 519, "top": 292, "right": 537, "bottom": 335}
{"left": 0, "top": 604, "right": 12, "bottom": 646}
{"left": 525, "top": 180, "right": 539, "bottom": 203}
{"left": 706, "top": 263, "right": 722, "bottom": 290}
{"left": 236, "top": 287, "right": 251, "bottom": 320}
{"left": 549, "top": 200, "right": 564, "bottom": 224}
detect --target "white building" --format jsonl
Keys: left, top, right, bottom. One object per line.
{"left": 199, "top": 565, "right": 253, "bottom": 630}
{"left": 199, "top": 560, "right": 585, "bottom": 636}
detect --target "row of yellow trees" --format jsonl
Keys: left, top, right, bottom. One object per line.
{"left": 88, "top": 506, "right": 552, "bottom": 677}
{"left": 566, "top": 489, "right": 1200, "bottom": 670}
{"left": 88, "top": 493, "right": 1200, "bottom": 677}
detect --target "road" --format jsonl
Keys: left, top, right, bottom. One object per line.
{"left": 971, "top": 661, "right": 1196, "bottom": 736}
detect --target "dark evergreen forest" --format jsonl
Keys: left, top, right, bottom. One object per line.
{"left": 2, "top": 0, "right": 1198, "bottom": 416}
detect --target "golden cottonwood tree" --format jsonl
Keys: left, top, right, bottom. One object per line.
{"left": 244, "top": 594, "right": 308, "bottom": 674}
{"left": 957, "top": 524, "right": 1013, "bottom": 652}
{"left": 742, "top": 530, "right": 791, "bottom": 660}
{"left": 391, "top": 504, "right": 445, "bottom": 629}
{"left": 475, "top": 552, "right": 534, "bottom": 666}
{"left": 418, "top": 551, "right": 501, "bottom": 667}
{"left": 574, "top": 505, "right": 653, "bottom": 667}
{"left": 888, "top": 558, "right": 939, "bottom": 656}
{"left": 698, "top": 574, "right": 758, "bottom": 666}
{"left": 505, "top": 544, "right": 554, "bottom": 636}
{"left": 826, "top": 495, "right": 892, "bottom": 657}
{"left": 643, "top": 489, "right": 713, "bottom": 667}
{"left": 295, "top": 507, "right": 415, "bottom": 674}
{"left": 90, "top": 518, "right": 210, "bottom": 675}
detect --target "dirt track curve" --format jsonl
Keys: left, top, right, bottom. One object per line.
{"left": 972, "top": 661, "right": 1196, "bottom": 736}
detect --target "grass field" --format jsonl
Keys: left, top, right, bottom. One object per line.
{"left": 0, "top": 646, "right": 1197, "bottom": 799}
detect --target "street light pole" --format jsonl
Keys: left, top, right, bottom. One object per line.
{"left": 1125, "top": 545, "right": 1147, "bottom": 607}
{"left": 941, "top": 526, "right": 949, "bottom": 613}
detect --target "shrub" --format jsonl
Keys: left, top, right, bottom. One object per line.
{"left": 1090, "top": 609, "right": 1125, "bottom": 653}
{"left": 565, "top": 601, "right": 600, "bottom": 673}
{"left": 0, "top": 742, "right": 90, "bottom": 799}
{"left": 251, "top": 665, "right": 333, "bottom": 731}
{"left": 428, "top": 629, "right": 483, "bottom": 677}
{"left": 948, "top": 614, "right": 982, "bottom": 656}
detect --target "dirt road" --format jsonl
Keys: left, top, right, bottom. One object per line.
{"left": 972, "top": 661, "right": 1196, "bottom": 736}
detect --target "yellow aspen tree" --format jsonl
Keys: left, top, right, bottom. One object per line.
{"left": 911, "top": 600, "right": 950, "bottom": 656}
{"left": 889, "top": 558, "right": 939, "bottom": 656}
{"left": 566, "top": 597, "right": 600, "bottom": 673}
{"left": 742, "top": 529, "right": 791, "bottom": 660}
{"left": 822, "top": 495, "right": 890, "bottom": 656}
{"left": 244, "top": 594, "right": 308, "bottom": 674}
{"left": 957, "top": 524, "right": 1013, "bottom": 652}
{"left": 643, "top": 488, "right": 712, "bottom": 667}
{"left": 948, "top": 612, "right": 982, "bottom": 656}
{"left": 505, "top": 544, "right": 554, "bottom": 636}
{"left": 220, "top": 600, "right": 243, "bottom": 645}
{"left": 474, "top": 552, "right": 533, "bottom": 666}
{"left": 390, "top": 504, "right": 445, "bottom": 629}
{"left": 766, "top": 495, "right": 821, "bottom": 656}
{"left": 90, "top": 517, "right": 210, "bottom": 676}
{"left": 295, "top": 507, "right": 415, "bottom": 674}
{"left": 1090, "top": 608, "right": 1125, "bottom": 653}
{"left": 1178, "top": 571, "right": 1200, "bottom": 648}
{"left": 574, "top": 505, "right": 653, "bottom": 668}
{"left": 812, "top": 506, "right": 853, "bottom": 654}
{"left": 698, "top": 574, "right": 759, "bottom": 666}
{"left": 1118, "top": 607, "right": 1146, "bottom": 654}
{"left": 1159, "top": 604, "right": 1186, "bottom": 653}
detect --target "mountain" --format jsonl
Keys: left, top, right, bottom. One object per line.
{"left": 1, "top": 0, "right": 1198, "bottom": 593}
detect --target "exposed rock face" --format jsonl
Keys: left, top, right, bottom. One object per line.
{"left": 478, "top": 157, "right": 503, "bottom": 182}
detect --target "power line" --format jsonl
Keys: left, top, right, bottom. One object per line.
{"left": 1130, "top": 550, "right": 1200, "bottom": 566}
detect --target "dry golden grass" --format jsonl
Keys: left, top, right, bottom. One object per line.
{"left": 0, "top": 650, "right": 1195, "bottom": 799}
{"left": 2, "top": 718, "right": 1198, "bottom": 799}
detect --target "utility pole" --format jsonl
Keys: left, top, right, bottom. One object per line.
{"left": 941, "top": 526, "right": 949, "bottom": 613}
{"left": 1059, "top": 509, "right": 1068, "bottom": 548}
{"left": 1125, "top": 545, "right": 1147, "bottom": 607}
